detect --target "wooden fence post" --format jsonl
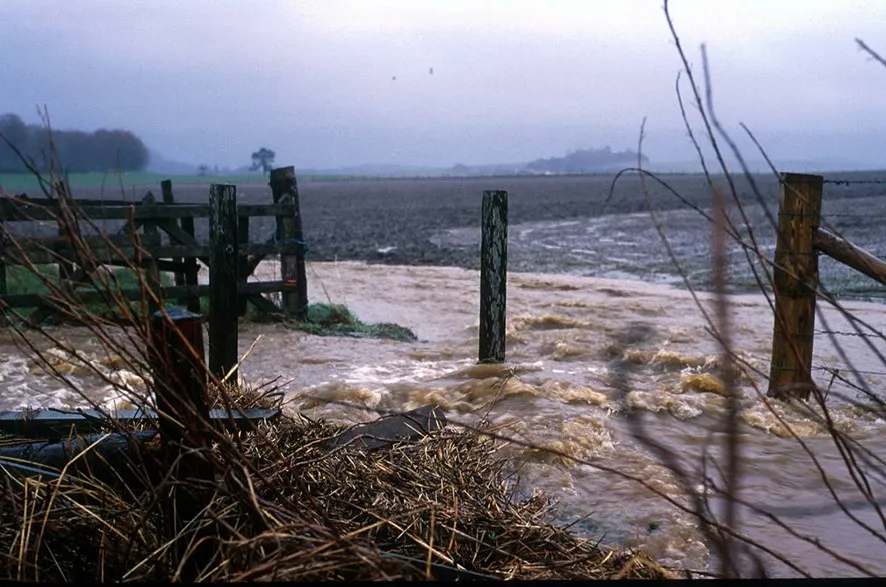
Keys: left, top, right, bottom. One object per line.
{"left": 479, "top": 190, "right": 508, "bottom": 363}
{"left": 209, "top": 184, "right": 239, "bottom": 381}
{"left": 767, "top": 173, "right": 823, "bottom": 401}
{"left": 269, "top": 167, "right": 308, "bottom": 321}
{"left": 148, "top": 307, "right": 213, "bottom": 580}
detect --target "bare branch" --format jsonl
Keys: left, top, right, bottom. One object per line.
{"left": 856, "top": 38, "right": 886, "bottom": 69}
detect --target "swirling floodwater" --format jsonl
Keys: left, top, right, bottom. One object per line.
{"left": 2, "top": 258, "right": 885, "bottom": 577}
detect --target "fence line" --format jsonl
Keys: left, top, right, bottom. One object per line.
{"left": 0, "top": 166, "right": 310, "bottom": 378}
{"left": 822, "top": 178, "right": 886, "bottom": 185}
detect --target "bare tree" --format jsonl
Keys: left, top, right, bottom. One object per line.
{"left": 250, "top": 147, "right": 276, "bottom": 174}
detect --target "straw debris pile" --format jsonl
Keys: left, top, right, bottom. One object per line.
{"left": 0, "top": 397, "right": 675, "bottom": 581}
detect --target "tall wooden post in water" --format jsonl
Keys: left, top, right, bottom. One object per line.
{"left": 479, "top": 190, "right": 508, "bottom": 363}
{"left": 767, "top": 173, "right": 823, "bottom": 401}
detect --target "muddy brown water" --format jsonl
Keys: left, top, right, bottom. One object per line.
{"left": 2, "top": 260, "right": 885, "bottom": 577}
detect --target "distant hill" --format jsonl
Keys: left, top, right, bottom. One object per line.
{"left": 297, "top": 146, "right": 652, "bottom": 178}
{"left": 524, "top": 147, "right": 648, "bottom": 174}
{"left": 145, "top": 145, "right": 655, "bottom": 179}
{"left": 299, "top": 163, "right": 446, "bottom": 177}
{"left": 143, "top": 146, "right": 884, "bottom": 181}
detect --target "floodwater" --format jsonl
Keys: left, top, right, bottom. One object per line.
{"left": 2, "top": 258, "right": 885, "bottom": 577}
{"left": 2, "top": 185, "right": 886, "bottom": 577}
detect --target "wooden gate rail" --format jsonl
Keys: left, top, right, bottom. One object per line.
{"left": 812, "top": 229, "right": 886, "bottom": 287}
{"left": 768, "top": 172, "right": 886, "bottom": 401}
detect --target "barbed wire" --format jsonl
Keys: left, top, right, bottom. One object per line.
{"left": 822, "top": 212, "right": 886, "bottom": 219}
{"left": 822, "top": 178, "right": 886, "bottom": 186}
{"left": 821, "top": 293, "right": 886, "bottom": 303}
{"left": 771, "top": 365, "right": 886, "bottom": 376}
{"left": 814, "top": 329, "right": 886, "bottom": 339}
{"left": 815, "top": 367, "right": 886, "bottom": 404}
{"left": 812, "top": 365, "right": 886, "bottom": 377}
{"left": 778, "top": 211, "right": 884, "bottom": 219}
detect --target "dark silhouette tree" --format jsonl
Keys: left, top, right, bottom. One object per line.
{"left": 0, "top": 114, "right": 29, "bottom": 172}
{"left": 250, "top": 147, "right": 276, "bottom": 174}
{"left": 0, "top": 113, "right": 149, "bottom": 173}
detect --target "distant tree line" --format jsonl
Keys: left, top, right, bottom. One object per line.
{"left": 524, "top": 146, "right": 648, "bottom": 174}
{"left": 0, "top": 113, "right": 149, "bottom": 173}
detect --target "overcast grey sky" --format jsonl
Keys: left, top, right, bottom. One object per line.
{"left": 4, "top": 1, "right": 886, "bottom": 170}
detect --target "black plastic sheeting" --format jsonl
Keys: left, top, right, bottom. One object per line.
{"left": 0, "top": 431, "right": 159, "bottom": 487}
{"left": 328, "top": 405, "right": 447, "bottom": 452}
{"left": 0, "top": 408, "right": 281, "bottom": 438}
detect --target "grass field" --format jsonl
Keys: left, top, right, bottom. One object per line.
{"left": 3, "top": 263, "right": 414, "bottom": 339}
{"left": 0, "top": 171, "right": 403, "bottom": 193}
{"left": 0, "top": 171, "right": 269, "bottom": 192}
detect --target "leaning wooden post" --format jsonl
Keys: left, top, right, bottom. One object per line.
{"left": 56, "top": 223, "right": 74, "bottom": 283}
{"left": 0, "top": 220, "right": 6, "bottom": 297}
{"left": 148, "top": 307, "right": 213, "bottom": 580}
{"left": 767, "top": 173, "right": 823, "bottom": 401}
{"left": 141, "top": 192, "right": 162, "bottom": 314}
{"left": 181, "top": 215, "right": 201, "bottom": 313}
{"left": 0, "top": 222, "right": 6, "bottom": 326}
{"left": 209, "top": 184, "right": 239, "bottom": 381}
{"left": 161, "top": 180, "right": 188, "bottom": 302}
{"left": 479, "top": 190, "right": 508, "bottom": 363}
{"left": 269, "top": 167, "right": 308, "bottom": 321}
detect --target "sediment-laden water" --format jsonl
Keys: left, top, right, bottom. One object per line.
{"left": 2, "top": 259, "right": 885, "bottom": 577}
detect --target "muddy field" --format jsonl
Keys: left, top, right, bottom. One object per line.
{"left": 13, "top": 171, "right": 886, "bottom": 288}
{"left": 39, "top": 173, "right": 775, "bottom": 269}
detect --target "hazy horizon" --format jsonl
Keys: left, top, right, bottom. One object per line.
{"left": 4, "top": 1, "right": 886, "bottom": 172}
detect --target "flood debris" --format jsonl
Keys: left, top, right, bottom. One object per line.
{"left": 0, "top": 398, "right": 675, "bottom": 581}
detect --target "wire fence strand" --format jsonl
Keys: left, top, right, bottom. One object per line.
{"left": 822, "top": 178, "right": 886, "bottom": 186}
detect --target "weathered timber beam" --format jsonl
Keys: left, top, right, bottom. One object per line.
{"left": 1, "top": 241, "right": 303, "bottom": 266}
{"left": 208, "top": 183, "right": 239, "bottom": 380}
{"left": 0, "top": 431, "right": 160, "bottom": 485}
{"left": 0, "top": 280, "right": 298, "bottom": 309}
{"left": 244, "top": 231, "right": 283, "bottom": 278}
{"left": 0, "top": 197, "right": 135, "bottom": 208}
{"left": 479, "top": 190, "right": 508, "bottom": 363}
{"left": 245, "top": 293, "right": 284, "bottom": 314}
{"left": 4, "top": 232, "right": 161, "bottom": 249}
{"left": 155, "top": 217, "right": 209, "bottom": 262}
{"left": 767, "top": 173, "right": 822, "bottom": 401}
{"left": 270, "top": 166, "right": 309, "bottom": 320}
{"left": 814, "top": 227, "right": 886, "bottom": 288}
{"left": 0, "top": 407, "right": 281, "bottom": 437}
